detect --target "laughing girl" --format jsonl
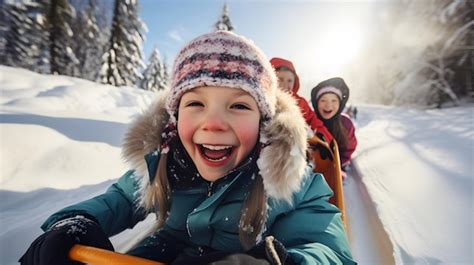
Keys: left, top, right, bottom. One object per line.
{"left": 21, "top": 31, "right": 355, "bottom": 265}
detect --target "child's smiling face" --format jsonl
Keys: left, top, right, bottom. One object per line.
{"left": 177, "top": 86, "right": 261, "bottom": 182}
{"left": 317, "top": 93, "right": 341, "bottom": 120}
{"left": 275, "top": 70, "right": 295, "bottom": 93}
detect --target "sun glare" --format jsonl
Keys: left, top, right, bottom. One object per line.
{"left": 316, "top": 25, "right": 363, "bottom": 75}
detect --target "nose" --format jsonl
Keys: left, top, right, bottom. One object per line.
{"left": 277, "top": 80, "right": 287, "bottom": 92}
{"left": 201, "top": 109, "right": 229, "bottom": 132}
{"left": 284, "top": 82, "right": 293, "bottom": 93}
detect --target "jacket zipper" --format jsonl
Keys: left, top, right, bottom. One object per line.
{"left": 207, "top": 182, "right": 214, "bottom": 197}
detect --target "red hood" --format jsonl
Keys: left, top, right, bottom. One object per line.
{"left": 270, "top": 57, "right": 300, "bottom": 94}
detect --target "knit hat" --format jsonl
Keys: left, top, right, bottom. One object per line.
{"left": 269, "top": 57, "right": 300, "bottom": 93}
{"left": 315, "top": 86, "right": 342, "bottom": 100}
{"left": 311, "top": 77, "right": 350, "bottom": 117}
{"left": 166, "top": 30, "right": 277, "bottom": 122}
{"left": 161, "top": 31, "right": 278, "bottom": 153}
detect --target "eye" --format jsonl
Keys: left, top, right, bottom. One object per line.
{"left": 231, "top": 103, "right": 251, "bottom": 110}
{"left": 184, "top": 101, "right": 204, "bottom": 107}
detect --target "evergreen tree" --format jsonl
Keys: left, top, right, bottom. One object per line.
{"left": 0, "top": 2, "right": 9, "bottom": 64}
{"left": 421, "top": 0, "right": 473, "bottom": 106}
{"left": 47, "top": 0, "right": 78, "bottom": 76}
{"left": 214, "top": 3, "right": 234, "bottom": 31}
{"left": 73, "top": 0, "right": 107, "bottom": 81}
{"left": 141, "top": 47, "right": 168, "bottom": 92}
{"left": 375, "top": 0, "right": 473, "bottom": 106}
{"left": 162, "top": 55, "right": 170, "bottom": 86}
{"left": 100, "top": 0, "right": 146, "bottom": 87}
{"left": 2, "top": 0, "right": 49, "bottom": 73}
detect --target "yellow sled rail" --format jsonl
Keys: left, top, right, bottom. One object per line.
{"left": 69, "top": 244, "right": 165, "bottom": 265}
{"left": 308, "top": 136, "right": 347, "bottom": 228}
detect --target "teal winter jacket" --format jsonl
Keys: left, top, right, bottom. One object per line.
{"left": 42, "top": 90, "right": 356, "bottom": 264}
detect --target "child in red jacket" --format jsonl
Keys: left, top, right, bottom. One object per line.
{"left": 270, "top": 57, "right": 333, "bottom": 142}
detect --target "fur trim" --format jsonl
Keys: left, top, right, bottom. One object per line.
{"left": 121, "top": 91, "right": 170, "bottom": 202}
{"left": 258, "top": 90, "right": 307, "bottom": 203}
{"left": 122, "top": 89, "right": 308, "bottom": 206}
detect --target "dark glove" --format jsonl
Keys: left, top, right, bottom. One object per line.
{"left": 310, "top": 142, "right": 333, "bottom": 161}
{"left": 315, "top": 132, "right": 326, "bottom": 143}
{"left": 310, "top": 133, "right": 333, "bottom": 161}
{"left": 19, "top": 215, "right": 113, "bottom": 265}
{"left": 246, "top": 236, "right": 294, "bottom": 265}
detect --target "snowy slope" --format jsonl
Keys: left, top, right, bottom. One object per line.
{"left": 1, "top": 66, "right": 473, "bottom": 265}
{"left": 352, "top": 104, "right": 473, "bottom": 264}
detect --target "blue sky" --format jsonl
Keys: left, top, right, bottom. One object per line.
{"left": 139, "top": 0, "right": 390, "bottom": 99}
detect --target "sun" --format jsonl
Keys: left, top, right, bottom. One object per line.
{"left": 316, "top": 25, "right": 363, "bottom": 75}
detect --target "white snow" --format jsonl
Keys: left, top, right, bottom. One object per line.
{"left": 1, "top": 66, "right": 473, "bottom": 264}
{"left": 347, "top": 104, "right": 473, "bottom": 264}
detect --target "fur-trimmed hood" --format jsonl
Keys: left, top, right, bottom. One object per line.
{"left": 122, "top": 89, "right": 308, "bottom": 204}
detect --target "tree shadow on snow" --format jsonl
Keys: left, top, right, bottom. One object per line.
{"left": 0, "top": 113, "right": 128, "bottom": 147}
{"left": 398, "top": 246, "right": 442, "bottom": 265}
{"left": 355, "top": 106, "right": 472, "bottom": 196}
{"left": 0, "top": 180, "right": 115, "bottom": 265}
{"left": 383, "top": 108, "right": 472, "bottom": 181}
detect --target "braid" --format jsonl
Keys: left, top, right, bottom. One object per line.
{"left": 239, "top": 174, "right": 267, "bottom": 250}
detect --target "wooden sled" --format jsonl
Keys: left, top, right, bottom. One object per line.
{"left": 308, "top": 136, "right": 347, "bottom": 228}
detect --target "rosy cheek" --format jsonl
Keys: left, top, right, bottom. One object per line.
{"left": 240, "top": 131, "right": 256, "bottom": 146}
{"left": 177, "top": 115, "right": 194, "bottom": 145}
{"left": 236, "top": 123, "right": 259, "bottom": 149}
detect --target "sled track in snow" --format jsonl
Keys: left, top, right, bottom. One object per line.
{"left": 345, "top": 161, "right": 396, "bottom": 265}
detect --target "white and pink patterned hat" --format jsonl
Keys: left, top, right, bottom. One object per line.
{"left": 165, "top": 30, "right": 277, "bottom": 122}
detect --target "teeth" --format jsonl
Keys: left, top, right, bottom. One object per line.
{"left": 207, "top": 156, "right": 227, "bottom": 162}
{"left": 201, "top": 144, "right": 232, "bottom": 150}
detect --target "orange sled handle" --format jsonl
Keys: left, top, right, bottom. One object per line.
{"left": 69, "top": 244, "right": 165, "bottom": 265}
{"left": 308, "top": 137, "right": 347, "bottom": 229}
{"left": 330, "top": 139, "right": 347, "bottom": 227}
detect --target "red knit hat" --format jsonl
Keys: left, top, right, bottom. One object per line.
{"left": 166, "top": 31, "right": 277, "bottom": 122}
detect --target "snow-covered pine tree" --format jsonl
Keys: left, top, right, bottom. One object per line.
{"left": 100, "top": 0, "right": 146, "bottom": 87}
{"left": 214, "top": 3, "right": 234, "bottom": 31}
{"left": 374, "top": 0, "right": 473, "bottom": 107}
{"left": 141, "top": 47, "right": 168, "bottom": 92}
{"left": 2, "top": 0, "right": 49, "bottom": 73}
{"left": 162, "top": 55, "right": 170, "bottom": 85}
{"left": 441, "top": 0, "right": 473, "bottom": 102}
{"left": 420, "top": 0, "right": 473, "bottom": 106}
{"left": 73, "top": 0, "right": 108, "bottom": 81}
{"left": 0, "top": 2, "right": 8, "bottom": 64}
{"left": 47, "top": 0, "right": 79, "bottom": 76}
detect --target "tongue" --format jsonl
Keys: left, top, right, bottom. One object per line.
{"left": 203, "top": 148, "right": 230, "bottom": 160}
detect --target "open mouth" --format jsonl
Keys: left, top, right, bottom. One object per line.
{"left": 198, "top": 144, "right": 234, "bottom": 162}
{"left": 323, "top": 109, "right": 333, "bottom": 115}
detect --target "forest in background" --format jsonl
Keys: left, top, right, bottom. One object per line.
{"left": 1, "top": 0, "right": 472, "bottom": 107}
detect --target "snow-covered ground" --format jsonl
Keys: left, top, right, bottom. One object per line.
{"left": 351, "top": 103, "right": 473, "bottom": 264}
{"left": 1, "top": 66, "right": 472, "bottom": 265}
